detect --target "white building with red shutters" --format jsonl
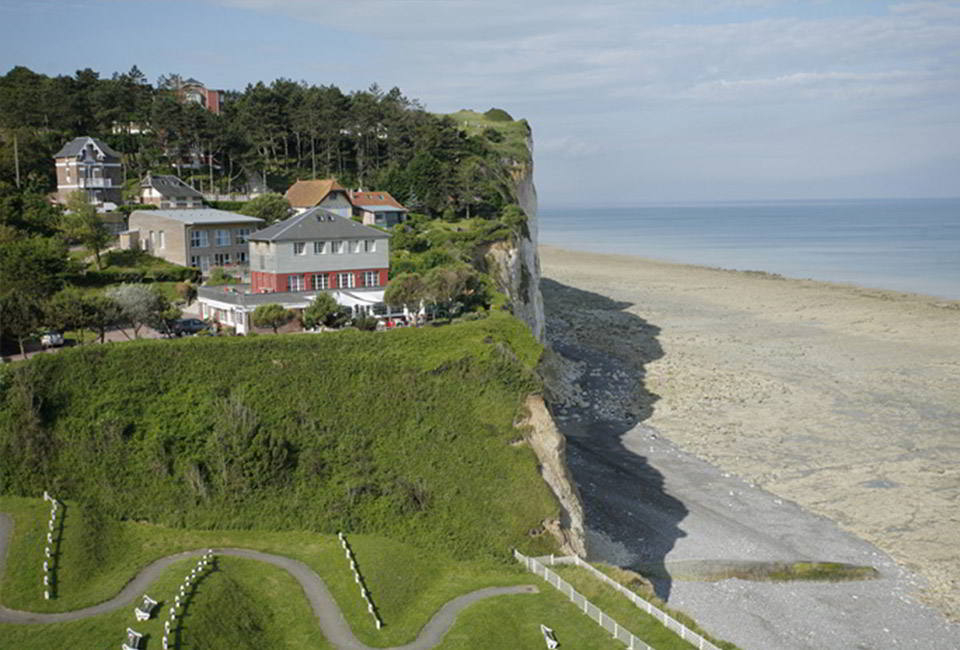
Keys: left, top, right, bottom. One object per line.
{"left": 196, "top": 207, "right": 392, "bottom": 333}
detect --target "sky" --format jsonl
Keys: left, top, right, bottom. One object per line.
{"left": 2, "top": 0, "right": 959, "bottom": 206}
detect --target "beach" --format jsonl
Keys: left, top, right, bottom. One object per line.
{"left": 539, "top": 245, "right": 960, "bottom": 647}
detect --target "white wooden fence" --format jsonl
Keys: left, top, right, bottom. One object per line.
{"left": 515, "top": 550, "right": 723, "bottom": 650}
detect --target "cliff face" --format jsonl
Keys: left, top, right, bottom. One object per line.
{"left": 485, "top": 143, "right": 546, "bottom": 342}
{"left": 485, "top": 135, "right": 586, "bottom": 556}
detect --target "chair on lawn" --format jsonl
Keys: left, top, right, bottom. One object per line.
{"left": 134, "top": 594, "right": 158, "bottom": 621}
{"left": 122, "top": 627, "right": 143, "bottom": 650}
{"left": 540, "top": 623, "right": 559, "bottom": 648}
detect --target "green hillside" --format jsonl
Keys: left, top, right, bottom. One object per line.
{"left": 0, "top": 312, "right": 559, "bottom": 559}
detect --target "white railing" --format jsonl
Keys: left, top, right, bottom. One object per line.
{"left": 339, "top": 532, "right": 382, "bottom": 629}
{"left": 520, "top": 552, "right": 723, "bottom": 650}
{"left": 79, "top": 177, "right": 112, "bottom": 188}
{"left": 41, "top": 491, "right": 60, "bottom": 600}
{"left": 515, "top": 550, "right": 654, "bottom": 650}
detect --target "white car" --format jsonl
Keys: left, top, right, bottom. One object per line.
{"left": 40, "top": 331, "right": 64, "bottom": 348}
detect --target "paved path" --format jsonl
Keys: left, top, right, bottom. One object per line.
{"left": 0, "top": 513, "right": 538, "bottom": 648}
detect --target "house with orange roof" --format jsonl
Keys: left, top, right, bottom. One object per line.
{"left": 284, "top": 179, "right": 353, "bottom": 218}
{"left": 350, "top": 190, "right": 408, "bottom": 228}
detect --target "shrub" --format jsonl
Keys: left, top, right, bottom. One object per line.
{"left": 483, "top": 108, "right": 514, "bottom": 122}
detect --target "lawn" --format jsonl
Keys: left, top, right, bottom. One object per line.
{"left": 0, "top": 498, "right": 628, "bottom": 649}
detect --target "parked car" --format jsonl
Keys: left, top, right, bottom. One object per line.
{"left": 40, "top": 331, "right": 64, "bottom": 348}
{"left": 170, "top": 318, "right": 212, "bottom": 336}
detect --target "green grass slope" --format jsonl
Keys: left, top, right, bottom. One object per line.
{"left": 0, "top": 312, "right": 557, "bottom": 559}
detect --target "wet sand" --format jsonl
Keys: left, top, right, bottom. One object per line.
{"left": 539, "top": 245, "right": 960, "bottom": 626}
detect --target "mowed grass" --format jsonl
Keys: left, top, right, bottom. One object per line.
{"left": 553, "top": 565, "right": 739, "bottom": 650}
{"left": 0, "top": 501, "right": 632, "bottom": 649}
{"left": 0, "top": 556, "right": 326, "bottom": 650}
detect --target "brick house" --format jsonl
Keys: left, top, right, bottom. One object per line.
{"left": 53, "top": 136, "right": 124, "bottom": 205}
{"left": 139, "top": 173, "right": 204, "bottom": 208}
{"left": 249, "top": 208, "right": 389, "bottom": 293}
{"left": 125, "top": 208, "right": 264, "bottom": 273}
{"left": 350, "top": 190, "right": 408, "bottom": 228}
{"left": 284, "top": 179, "right": 353, "bottom": 217}
{"left": 180, "top": 78, "right": 222, "bottom": 114}
{"left": 196, "top": 207, "right": 394, "bottom": 333}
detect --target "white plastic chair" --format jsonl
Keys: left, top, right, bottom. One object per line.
{"left": 540, "top": 624, "right": 559, "bottom": 648}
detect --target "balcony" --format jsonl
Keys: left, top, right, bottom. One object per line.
{"left": 79, "top": 178, "right": 113, "bottom": 188}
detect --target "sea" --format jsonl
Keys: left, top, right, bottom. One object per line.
{"left": 538, "top": 198, "right": 960, "bottom": 300}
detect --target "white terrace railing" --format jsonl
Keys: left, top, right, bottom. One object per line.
{"left": 514, "top": 550, "right": 723, "bottom": 650}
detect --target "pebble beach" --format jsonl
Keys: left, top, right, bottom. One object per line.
{"left": 539, "top": 244, "right": 960, "bottom": 647}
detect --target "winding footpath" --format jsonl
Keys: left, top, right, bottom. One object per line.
{"left": 0, "top": 513, "right": 538, "bottom": 648}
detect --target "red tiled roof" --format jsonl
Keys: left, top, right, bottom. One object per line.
{"left": 350, "top": 191, "right": 406, "bottom": 210}
{"left": 284, "top": 179, "right": 347, "bottom": 208}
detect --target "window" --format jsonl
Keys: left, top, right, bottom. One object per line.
{"left": 215, "top": 229, "right": 231, "bottom": 247}
{"left": 190, "top": 229, "right": 208, "bottom": 248}
{"left": 337, "top": 272, "right": 355, "bottom": 289}
{"left": 158, "top": 231, "right": 165, "bottom": 249}
{"left": 237, "top": 251, "right": 248, "bottom": 263}
{"left": 288, "top": 274, "right": 305, "bottom": 291}
{"left": 214, "top": 253, "right": 231, "bottom": 266}
{"left": 331, "top": 240, "right": 343, "bottom": 254}
{"left": 149, "top": 231, "right": 155, "bottom": 249}
{"left": 312, "top": 273, "right": 328, "bottom": 290}
{"left": 364, "top": 239, "right": 376, "bottom": 252}
{"left": 235, "top": 228, "right": 251, "bottom": 244}
{"left": 293, "top": 242, "right": 306, "bottom": 255}
{"left": 350, "top": 239, "right": 361, "bottom": 253}
{"left": 257, "top": 255, "right": 265, "bottom": 270}
{"left": 190, "top": 256, "right": 200, "bottom": 268}
{"left": 364, "top": 271, "right": 379, "bottom": 287}
{"left": 313, "top": 241, "right": 327, "bottom": 254}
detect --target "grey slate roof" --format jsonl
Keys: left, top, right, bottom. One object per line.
{"left": 142, "top": 173, "right": 203, "bottom": 199}
{"left": 250, "top": 208, "right": 390, "bottom": 242}
{"left": 53, "top": 136, "right": 122, "bottom": 160}
{"left": 130, "top": 209, "right": 264, "bottom": 225}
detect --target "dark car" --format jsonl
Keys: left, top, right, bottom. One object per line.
{"left": 170, "top": 318, "right": 212, "bottom": 336}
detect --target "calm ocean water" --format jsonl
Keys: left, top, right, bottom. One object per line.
{"left": 539, "top": 198, "right": 960, "bottom": 300}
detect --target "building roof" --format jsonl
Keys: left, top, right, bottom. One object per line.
{"left": 250, "top": 208, "right": 390, "bottom": 242}
{"left": 130, "top": 209, "right": 264, "bottom": 225}
{"left": 350, "top": 191, "right": 406, "bottom": 211}
{"left": 53, "top": 136, "right": 122, "bottom": 161}
{"left": 141, "top": 173, "right": 203, "bottom": 199}
{"left": 357, "top": 204, "right": 406, "bottom": 213}
{"left": 284, "top": 179, "right": 347, "bottom": 208}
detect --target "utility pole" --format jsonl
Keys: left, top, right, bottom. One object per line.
{"left": 13, "top": 131, "right": 21, "bottom": 189}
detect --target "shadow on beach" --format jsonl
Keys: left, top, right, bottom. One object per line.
{"left": 540, "top": 278, "right": 687, "bottom": 601}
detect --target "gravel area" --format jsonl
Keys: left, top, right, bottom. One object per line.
{"left": 540, "top": 246, "right": 960, "bottom": 649}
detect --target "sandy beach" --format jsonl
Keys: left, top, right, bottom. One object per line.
{"left": 539, "top": 245, "right": 960, "bottom": 644}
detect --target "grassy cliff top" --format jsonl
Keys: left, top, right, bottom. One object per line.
{"left": 447, "top": 109, "right": 533, "bottom": 166}
{"left": 0, "top": 312, "right": 557, "bottom": 559}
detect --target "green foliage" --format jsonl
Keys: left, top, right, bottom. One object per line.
{"left": 383, "top": 272, "right": 425, "bottom": 310}
{"left": 482, "top": 127, "right": 504, "bottom": 143}
{"left": 0, "top": 235, "right": 68, "bottom": 299}
{"left": 175, "top": 280, "right": 197, "bottom": 305}
{"left": 252, "top": 303, "right": 295, "bottom": 333}
{"left": 61, "top": 192, "right": 112, "bottom": 270}
{"left": 483, "top": 108, "right": 514, "bottom": 122}
{"left": 207, "top": 200, "right": 248, "bottom": 212}
{"left": 302, "top": 292, "right": 340, "bottom": 330}
{"left": 0, "top": 313, "right": 548, "bottom": 558}
{"left": 350, "top": 315, "right": 379, "bottom": 331}
{"left": 104, "top": 283, "right": 174, "bottom": 338}
{"left": 207, "top": 267, "right": 241, "bottom": 286}
{"left": 240, "top": 193, "right": 291, "bottom": 225}
{"left": 71, "top": 249, "right": 199, "bottom": 285}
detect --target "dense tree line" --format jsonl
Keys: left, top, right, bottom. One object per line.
{"left": 0, "top": 65, "right": 519, "bottom": 216}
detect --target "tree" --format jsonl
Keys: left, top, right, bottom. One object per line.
{"left": 252, "top": 303, "right": 294, "bottom": 333}
{"left": 302, "top": 292, "right": 340, "bottom": 330}
{"left": 240, "top": 193, "right": 291, "bottom": 225}
{"left": 423, "top": 265, "right": 486, "bottom": 317}
{"left": 384, "top": 272, "right": 424, "bottom": 312}
{"left": 85, "top": 294, "right": 123, "bottom": 343}
{"left": 45, "top": 288, "right": 93, "bottom": 345}
{"left": 105, "top": 283, "right": 173, "bottom": 339}
{"left": 0, "top": 235, "right": 68, "bottom": 300}
{"left": 0, "top": 292, "right": 44, "bottom": 356}
{"left": 62, "top": 191, "right": 111, "bottom": 270}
